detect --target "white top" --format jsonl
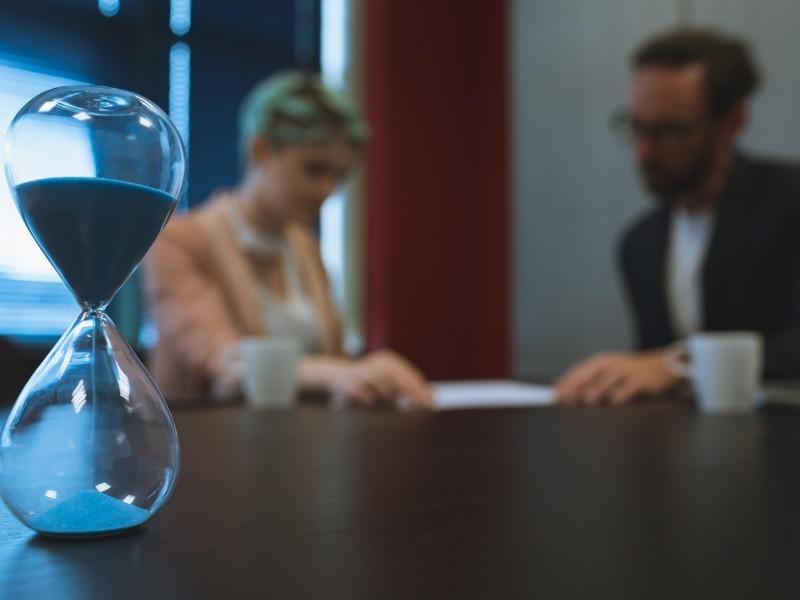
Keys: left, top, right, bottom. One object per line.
{"left": 666, "top": 208, "right": 714, "bottom": 338}
{"left": 223, "top": 200, "right": 321, "bottom": 353}
{"left": 258, "top": 244, "right": 321, "bottom": 355}
{"left": 212, "top": 201, "right": 321, "bottom": 397}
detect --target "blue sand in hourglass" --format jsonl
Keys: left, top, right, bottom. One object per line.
{"left": 14, "top": 177, "right": 176, "bottom": 307}
{"left": 29, "top": 489, "right": 150, "bottom": 536}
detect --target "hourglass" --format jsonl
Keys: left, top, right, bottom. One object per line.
{"left": 0, "top": 86, "right": 185, "bottom": 536}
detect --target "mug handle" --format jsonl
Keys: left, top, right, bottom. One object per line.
{"left": 665, "top": 340, "right": 692, "bottom": 379}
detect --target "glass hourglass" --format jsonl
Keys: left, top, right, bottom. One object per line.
{"left": 0, "top": 86, "right": 185, "bottom": 536}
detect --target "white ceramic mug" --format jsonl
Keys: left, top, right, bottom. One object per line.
{"left": 240, "top": 336, "right": 300, "bottom": 410}
{"left": 666, "top": 332, "right": 763, "bottom": 414}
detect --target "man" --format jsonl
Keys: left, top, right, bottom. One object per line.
{"left": 556, "top": 27, "right": 800, "bottom": 405}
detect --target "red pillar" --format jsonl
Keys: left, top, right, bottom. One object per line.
{"left": 365, "top": 0, "right": 509, "bottom": 379}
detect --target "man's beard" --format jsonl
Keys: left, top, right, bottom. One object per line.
{"left": 639, "top": 142, "right": 716, "bottom": 206}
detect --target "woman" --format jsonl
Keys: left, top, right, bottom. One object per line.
{"left": 143, "top": 72, "right": 432, "bottom": 407}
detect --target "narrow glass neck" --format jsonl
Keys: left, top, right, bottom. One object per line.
{"left": 79, "top": 307, "right": 110, "bottom": 320}
{"left": 81, "top": 301, "right": 110, "bottom": 313}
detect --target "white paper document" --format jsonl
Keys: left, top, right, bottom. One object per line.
{"left": 433, "top": 380, "right": 555, "bottom": 411}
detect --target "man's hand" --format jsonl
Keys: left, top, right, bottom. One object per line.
{"left": 554, "top": 350, "right": 681, "bottom": 405}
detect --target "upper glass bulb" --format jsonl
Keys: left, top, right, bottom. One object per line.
{"left": 4, "top": 85, "right": 186, "bottom": 309}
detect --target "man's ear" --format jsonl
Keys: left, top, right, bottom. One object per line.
{"left": 722, "top": 102, "right": 749, "bottom": 139}
{"left": 249, "top": 135, "right": 272, "bottom": 166}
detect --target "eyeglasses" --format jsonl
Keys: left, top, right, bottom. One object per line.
{"left": 609, "top": 109, "right": 710, "bottom": 145}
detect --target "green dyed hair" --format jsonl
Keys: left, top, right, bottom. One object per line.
{"left": 238, "top": 71, "right": 368, "bottom": 161}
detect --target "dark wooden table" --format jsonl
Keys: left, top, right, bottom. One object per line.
{"left": 2, "top": 403, "right": 800, "bottom": 599}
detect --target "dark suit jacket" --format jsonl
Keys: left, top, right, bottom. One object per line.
{"left": 619, "top": 153, "right": 800, "bottom": 378}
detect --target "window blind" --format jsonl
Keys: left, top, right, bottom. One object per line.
{"left": 0, "top": 60, "right": 87, "bottom": 336}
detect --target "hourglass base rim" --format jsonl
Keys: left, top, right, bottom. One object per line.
{"left": 33, "top": 522, "right": 147, "bottom": 539}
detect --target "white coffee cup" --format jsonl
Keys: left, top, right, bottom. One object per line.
{"left": 667, "top": 332, "right": 763, "bottom": 414}
{"left": 240, "top": 336, "right": 300, "bottom": 410}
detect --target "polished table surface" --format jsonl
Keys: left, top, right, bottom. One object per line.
{"left": 2, "top": 403, "right": 800, "bottom": 599}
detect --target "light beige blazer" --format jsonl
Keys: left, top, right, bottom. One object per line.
{"left": 142, "top": 192, "right": 344, "bottom": 398}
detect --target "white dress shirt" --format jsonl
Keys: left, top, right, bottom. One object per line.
{"left": 666, "top": 208, "right": 714, "bottom": 338}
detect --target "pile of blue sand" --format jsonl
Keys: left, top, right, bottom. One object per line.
{"left": 29, "top": 489, "right": 150, "bottom": 536}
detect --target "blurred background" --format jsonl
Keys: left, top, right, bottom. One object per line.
{"left": 512, "top": 0, "right": 800, "bottom": 380}
{"left": 0, "top": 0, "right": 797, "bottom": 400}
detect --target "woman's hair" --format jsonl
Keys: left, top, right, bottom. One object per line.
{"left": 238, "top": 71, "right": 368, "bottom": 160}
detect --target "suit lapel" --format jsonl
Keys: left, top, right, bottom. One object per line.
{"left": 702, "top": 154, "right": 757, "bottom": 329}
{"left": 286, "top": 225, "right": 343, "bottom": 355}
{"left": 648, "top": 208, "right": 673, "bottom": 342}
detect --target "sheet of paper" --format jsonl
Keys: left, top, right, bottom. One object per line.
{"left": 432, "top": 380, "right": 554, "bottom": 411}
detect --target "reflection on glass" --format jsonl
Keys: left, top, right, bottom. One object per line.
{"left": 70, "top": 380, "right": 86, "bottom": 413}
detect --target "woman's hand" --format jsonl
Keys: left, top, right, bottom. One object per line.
{"left": 331, "top": 350, "right": 433, "bottom": 409}
{"left": 298, "top": 350, "right": 433, "bottom": 409}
